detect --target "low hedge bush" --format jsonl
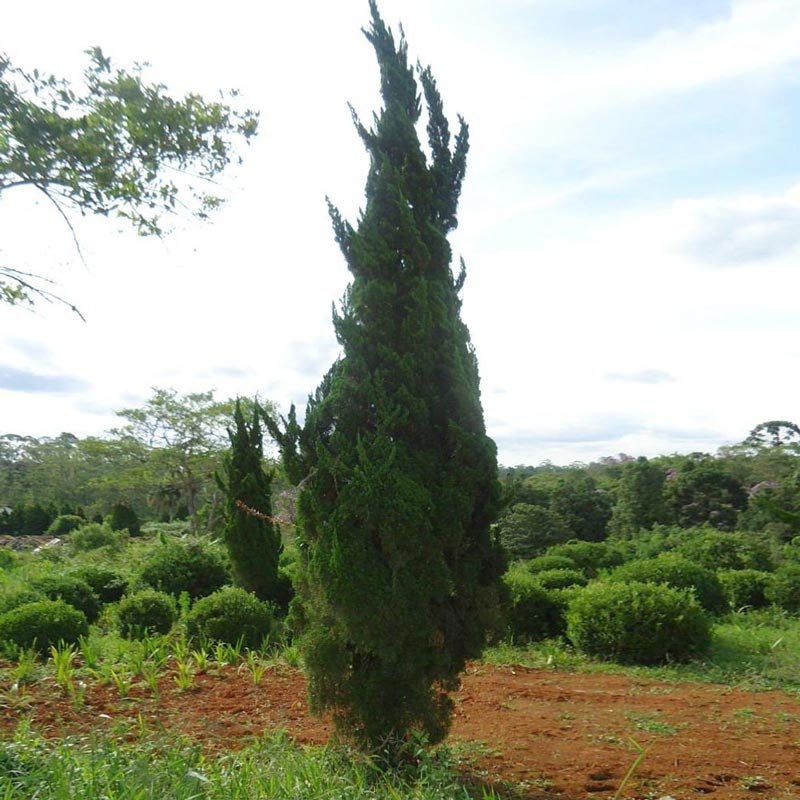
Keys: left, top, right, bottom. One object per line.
{"left": 526, "top": 554, "right": 577, "bottom": 574}
{"left": 566, "top": 581, "right": 711, "bottom": 665}
{"left": 46, "top": 514, "right": 85, "bottom": 536}
{"left": 30, "top": 574, "right": 100, "bottom": 622}
{"left": 137, "top": 539, "right": 229, "bottom": 599}
{"left": 117, "top": 589, "right": 177, "bottom": 639}
{"left": 766, "top": 563, "right": 800, "bottom": 613}
{"left": 502, "top": 570, "right": 566, "bottom": 642}
{"left": 532, "top": 568, "right": 588, "bottom": 590}
{"left": 545, "top": 541, "right": 624, "bottom": 576}
{"left": 608, "top": 553, "right": 727, "bottom": 615}
{"left": 0, "top": 600, "right": 88, "bottom": 654}
{"left": 70, "top": 566, "right": 128, "bottom": 604}
{"left": 186, "top": 587, "right": 276, "bottom": 650}
{"left": 718, "top": 569, "right": 773, "bottom": 611}
{"left": 0, "top": 587, "right": 44, "bottom": 616}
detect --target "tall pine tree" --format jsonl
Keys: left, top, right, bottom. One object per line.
{"left": 217, "top": 399, "right": 282, "bottom": 602}
{"left": 270, "top": 2, "right": 503, "bottom": 752}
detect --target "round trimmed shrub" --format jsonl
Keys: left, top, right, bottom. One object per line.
{"left": 546, "top": 541, "right": 624, "bottom": 576}
{"left": 137, "top": 539, "right": 229, "bottom": 599}
{"left": 675, "top": 528, "right": 773, "bottom": 572}
{"left": 117, "top": 589, "right": 177, "bottom": 639}
{"left": 502, "top": 570, "right": 565, "bottom": 641}
{"left": 70, "top": 566, "right": 128, "bottom": 604}
{"left": 766, "top": 563, "right": 800, "bottom": 613}
{"left": 608, "top": 553, "right": 727, "bottom": 615}
{"left": 533, "top": 568, "right": 588, "bottom": 590}
{"left": 566, "top": 581, "right": 711, "bottom": 664}
{"left": 718, "top": 569, "right": 773, "bottom": 611}
{"left": 46, "top": 514, "right": 85, "bottom": 536}
{"left": 69, "top": 523, "right": 122, "bottom": 552}
{"left": 0, "top": 587, "right": 44, "bottom": 616}
{"left": 186, "top": 587, "right": 275, "bottom": 649}
{"left": 526, "top": 554, "right": 577, "bottom": 574}
{"left": 30, "top": 574, "right": 100, "bottom": 622}
{"left": 0, "top": 600, "right": 88, "bottom": 654}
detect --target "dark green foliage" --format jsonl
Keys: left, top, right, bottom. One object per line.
{"left": 664, "top": 457, "right": 747, "bottom": 530}
{"left": 0, "top": 550, "right": 15, "bottom": 570}
{"left": 566, "top": 581, "right": 711, "bottom": 664}
{"left": 267, "top": 3, "right": 503, "bottom": 752}
{"left": 117, "top": 589, "right": 177, "bottom": 638}
{"left": 548, "top": 473, "right": 612, "bottom": 542}
{"left": 217, "top": 399, "right": 283, "bottom": 602}
{"left": 718, "top": 569, "right": 774, "bottom": 611}
{"left": 0, "top": 587, "right": 44, "bottom": 616}
{"left": 545, "top": 540, "right": 624, "bottom": 576}
{"left": 108, "top": 502, "right": 141, "bottom": 536}
{"left": 70, "top": 566, "right": 128, "bottom": 604}
{"left": 137, "top": 538, "right": 229, "bottom": 599}
{"left": 497, "top": 503, "right": 570, "bottom": 560}
{"left": 30, "top": 574, "right": 100, "bottom": 622}
{"left": 502, "top": 570, "right": 566, "bottom": 641}
{"left": 609, "top": 457, "right": 667, "bottom": 538}
{"left": 46, "top": 514, "right": 85, "bottom": 536}
{"left": 0, "top": 599, "right": 88, "bottom": 654}
{"left": 766, "top": 563, "right": 800, "bottom": 612}
{"left": 22, "top": 503, "right": 56, "bottom": 535}
{"left": 526, "top": 554, "right": 577, "bottom": 574}
{"left": 186, "top": 586, "right": 275, "bottom": 649}
{"left": 608, "top": 553, "right": 727, "bottom": 615}
{"left": 532, "top": 568, "right": 588, "bottom": 590}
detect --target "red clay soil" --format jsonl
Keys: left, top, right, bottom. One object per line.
{"left": 2, "top": 662, "right": 800, "bottom": 799}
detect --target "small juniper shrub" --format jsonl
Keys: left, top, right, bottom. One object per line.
{"left": 68, "top": 523, "right": 123, "bottom": 553}
{"left": 0, "top": 587, "right": 44, "bottom": 615}
{"left": 0, "top": 600, "right": 89, "bottom": 655}
{"left": 503, "top": 568, "right": 567, "bottom": 642}
{"left": 29, "top": 574, "right": 101, "bottom": 622}
{"left": 117, "top": 589, "right": 177, "bottom": 639}
{"left": 69, "top": 565, "right": 128, "bottom": 604}
{"left": 608, "top": 552, "right": 728, "bottom": 615}
{"left": 765, "top": 563, "right": 800, "bottom": 613}
{"left": 532, "top": 568, "right": 588, "bottom": 590}
{"left": 525, "top": 554, "right": 578, "bottom": 574}
{"left": 718, "top": 569, "right": 774, "bottom": 611}
{"left": 137, "top": 538, "right": 229, "bottom": 599}
{"left": 566, "top": 581, "right": 711, "bottom": 665}
{"left": 186, "top": 586, "right": 275, "bottom": 650}
{"left": 545, "top": 540, "right": 625, "bottom": 576}
{"left": 46, "top": 515, "right": 85, "bottom": 536}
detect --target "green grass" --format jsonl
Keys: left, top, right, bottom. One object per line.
{"left": 0, "top": 726, "right": 500, "bottom": 800}
{"left": 483, "top": 609, "right": 800, "bottom": 692}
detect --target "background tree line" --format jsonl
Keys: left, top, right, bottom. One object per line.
{"left": 0, "top": 387, "right": 286, "bottom": 535}
{"left": 496, "top": 420, "right": 800, "bottom": 560}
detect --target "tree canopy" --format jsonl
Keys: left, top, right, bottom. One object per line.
{"left": 0, "top": 47, "right": 258, "bottom": 313}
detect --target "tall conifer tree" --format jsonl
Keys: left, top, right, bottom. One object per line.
{"left": 270, "top": 2, "right": 503, "bottom": 752}
{"left": 217, "top": 399, "right": 282, "bottom": 602}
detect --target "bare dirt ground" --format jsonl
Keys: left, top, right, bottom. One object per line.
{"left": 2, "top": 662, "right": 799, "bottom": 799}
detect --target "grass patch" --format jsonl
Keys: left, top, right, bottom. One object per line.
{"left": 483, "top": 610, "right": 800, "bottom": 692}
{"left": 0, "top": 726, "right": 500, "bottom": 800}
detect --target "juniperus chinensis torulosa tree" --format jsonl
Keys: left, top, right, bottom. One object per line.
{"left": 268, "top": 2, "right": 504, "bottom": 753}
{"left": 217, "top": 399, "right": 282, "bottom": 602}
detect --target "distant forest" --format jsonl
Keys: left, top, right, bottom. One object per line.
{"left": 2, "top": 395, "right": 799, "bottom": 552}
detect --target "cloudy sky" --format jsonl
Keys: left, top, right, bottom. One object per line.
{"left": 2, "top": 0, "right": 800, "bottom": 466}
